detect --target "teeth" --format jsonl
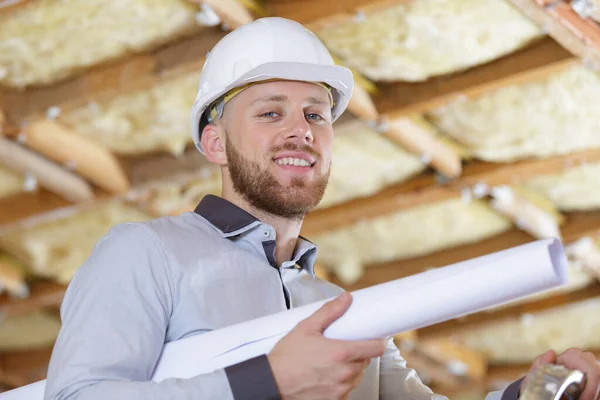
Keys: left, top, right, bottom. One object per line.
{"left": 275, "top": 157, "right": 311, "bottom": 167}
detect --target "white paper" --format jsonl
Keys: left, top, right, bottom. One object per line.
{"left": 1, "top": 238, "right": 568, "bottom": 399}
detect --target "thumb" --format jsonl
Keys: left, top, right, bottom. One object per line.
{"left": 523, "top": 349, "right": 558, "bottom": 394}
{"left": 536, "top": 350, "right": 558, "bottom": 368}
{"left": 301, "top": 292, "right": 352, "bottom": 333}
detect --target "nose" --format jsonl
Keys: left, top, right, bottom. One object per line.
{"left": 284, "top": 111, "right": 314, "bottom": 144}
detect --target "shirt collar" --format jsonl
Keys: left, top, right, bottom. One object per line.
{"left": 194, "top": 195, "right": 317, "bottom": 276}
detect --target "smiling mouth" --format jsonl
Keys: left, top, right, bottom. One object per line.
{"left": 273, "top": 157, "right": 315, "bottom": 167}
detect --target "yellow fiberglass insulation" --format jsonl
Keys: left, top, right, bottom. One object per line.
{"left": 524, "top": 162, "right": 600, "bottom": 211}
{"left": 314, "top": 198, "right": 512, "bottom": 283}
{"left": 133, "top": 167, "right": 222, "bottom": 216}
{"left": 452, "top": 298, "right": 600, "bottom": 363}
{"left": 59, "top": 71, "right": 200, "bottom": 155}
{"left": 0, "top": 201, "right": 152, "bottom": 284}
{"left": 318, "top": 120, "right": 426, "bottom": 209}
{"left": 428, "top": 64, "right": 600, "bottom": 161}
{"left": 0, "top": 0, "right": 200, "bottom": 88}
{"left": 0, "top": 166, "right": 23, "bottom": 198}
{"left": 315, "top": 0, "right": 543, "bottom": 82}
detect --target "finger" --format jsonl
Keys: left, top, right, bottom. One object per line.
{"left": 557, "top": 349, "right": 600, "bottom": 400}
{"left": 522, "top": 350, "right": 558, "bottom": 394}
{"left": 300, "top": 292, "right": 352, "bottom": 333}
{"left": 333, "top": 339, "right": 387, "bottom": 362}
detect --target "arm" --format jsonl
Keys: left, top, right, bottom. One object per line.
{"left": 379, "top": 338, "right": 523, "bottom": 400}
{"left": 44, "top": 223, "right": 278, "bottom": 400}
{"left": 379, "top": 337, "right": 447, "bottom": 400}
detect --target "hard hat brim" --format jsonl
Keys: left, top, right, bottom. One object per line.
{"left": 190, "top": 61, "right": 354, "bottom": 153}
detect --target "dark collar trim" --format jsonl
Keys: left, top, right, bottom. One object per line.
{"left": 194, "top": 195, "right": 258, "bottom": 234}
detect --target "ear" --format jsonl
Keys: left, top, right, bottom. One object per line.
{"left": 201, "top": 124, "right": 227, "bottom": 165}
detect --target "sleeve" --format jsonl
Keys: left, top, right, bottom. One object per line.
{"left": 484, "top": 377, "right": 524, "bottom": 400}
{"left": 379, "top": 337, "right": 448, "bottom": 400}
{"left": 378, "top": 337, "right": 524, "bottom": 400}
{"left": 44, "top": 222, "right": 277, "bottom": 400}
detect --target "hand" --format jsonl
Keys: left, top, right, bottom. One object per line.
{"left": 521, "top": 348, "right": 600, "bottom": 400}
{"left": 267, "top": 292, "right": 387, "bottom": 400}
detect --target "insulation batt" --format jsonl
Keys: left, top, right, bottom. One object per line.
{"left": 314, "top": 198, "right": 512, "bottom": 281}
{"left": 524, "top": 162, "right": 600, "bottom": 211}
{"left": 428, "top": 65, "right": 600, "bottom": 161}
{"left": 319, "top": 120, "right": 425, "bottom": 208}
{"left": 0, "top": 0, "right": 200, "bottom": 88}
{"left": 0, "top": 201, "right": 151, "bottom": 283}
{"left": 316, "top": 0, "right": 543, "bottom": 82}
{"left": 452, "top": 298, "right": 600, "bottom": 363}
{"left": 0, "top": 166, "right": 24, "bottom": 198}
{"left": 59, "top": 72, "right": 200, "bottom": 155}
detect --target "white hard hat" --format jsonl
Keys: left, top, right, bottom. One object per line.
{"left": 190, "top": 17, "right": 354, "bottom": 153}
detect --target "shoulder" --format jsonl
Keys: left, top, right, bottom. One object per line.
{"left": 100, "top": 211, "right": 220, "bottom": 250}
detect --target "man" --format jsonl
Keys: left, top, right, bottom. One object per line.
{"left": 45, "top": 17, "right": 599, "bottom": 400}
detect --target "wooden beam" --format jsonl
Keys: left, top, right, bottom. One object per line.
{"left": 0, "top": 137, "right": 95, "bottom": 203}
{"left": 0, "top": 347, "right": 52, "bottom": 389}
{"left": 0, "top": 190, "right": 70, "bottom": 226}
{"left": 264, "top": 0, "right": 386, "bottom": 24}
{"left": 0, "top": 28, "right": 224, "bottom": 123}
{"left": 0, "top": 280, "right": 66, "bottom": 319}
{"left": 375, "top": 38, "right": 576, "bottom": 117}
{"left": 508, "top": 0, "right": 600, "bottom": 68}
{"left": 302, "top": 148, "right": 600, "bottom": 237}
{"left": 5, "top": 120, "right": 130, "bottom": 194}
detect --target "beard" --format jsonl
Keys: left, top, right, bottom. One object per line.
{"left": 226, "top": 138, "right": 329, "bottom": 220}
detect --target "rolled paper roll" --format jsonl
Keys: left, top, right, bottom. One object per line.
{"left": 2, "top": 238, "right": 569, "bottom": 399}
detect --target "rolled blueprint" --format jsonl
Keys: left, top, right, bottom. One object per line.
{"left": 1, "top": 238, "right": 568, "bottom": 399}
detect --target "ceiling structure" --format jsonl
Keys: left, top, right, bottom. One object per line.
{"left": 1, "top": 0, "right": 600, "bottom": 397}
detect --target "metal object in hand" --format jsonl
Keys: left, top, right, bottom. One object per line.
{"left": 521, "top": 364, "right": 586, "bottom": 400}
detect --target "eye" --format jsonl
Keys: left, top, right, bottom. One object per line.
{"left": 306, "top": 113, "right": 324, "bottom": 121}
{"left": 260, "top": 111, "right": 280, "bottom": 118}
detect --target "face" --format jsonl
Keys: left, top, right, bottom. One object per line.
{"left": 204, "top": 80, "right": 334, "bottom": 220}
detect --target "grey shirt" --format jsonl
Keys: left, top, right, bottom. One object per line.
{"left": 44, "top": 195, "right": 521, "bottom": 400}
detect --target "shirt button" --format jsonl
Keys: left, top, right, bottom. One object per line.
{"left": 263, "top": 230, "right": 270, "bottom": 237}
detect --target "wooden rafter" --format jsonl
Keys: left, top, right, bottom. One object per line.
{"left": 264, "top": 0, "right": 391, "bottom": 24}
{"left": 509, "top": 0, "right": 600, "bottom": 68}
{"left": 0, "top": 347, "right": 52, "bottom": 389}
{"left": 4, "top": 120, "right": 130, "bottom": 195}
{"left": 302, "top": 148, "right": 600, "bottom": 237}
{"left": 0, "top": 281, "right": 65, "bottom": 319}
{"left": 376, "top": 39, "right": 576, "bottom": 117}
{"left": 0, "top": 137, "right": 94, "bottom": 203}
{"left": 0, "top": 28, "right": 224, "bottom": 123}
{"left": 0, "top": 190, "right": 71, "bottom": 226}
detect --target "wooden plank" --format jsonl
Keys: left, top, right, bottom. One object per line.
{"left": 0, "top": 28, "right": 224, "bottom": 123}
{"left": 375, "top": 38, "right": 576, "bottom": 117}
{"left": 0, "top": 347, "right": 53, "bottom": 389}
{"left": 302, "top": 148, "right": 600, "bottom": 237}
{"left": 0, "top": 137, "right": 95, "bottom": 203}
{"left": 0, "top": 280, "right": 66, "bottom": 319}
{"left": 264, "top": 0, "right": 387, "bottom": 24}
{"left": 0, "top": 190, "right": 70, "bottom": 226}
{"left": 510, "top": 0, "right": 600, "bottom": 70}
